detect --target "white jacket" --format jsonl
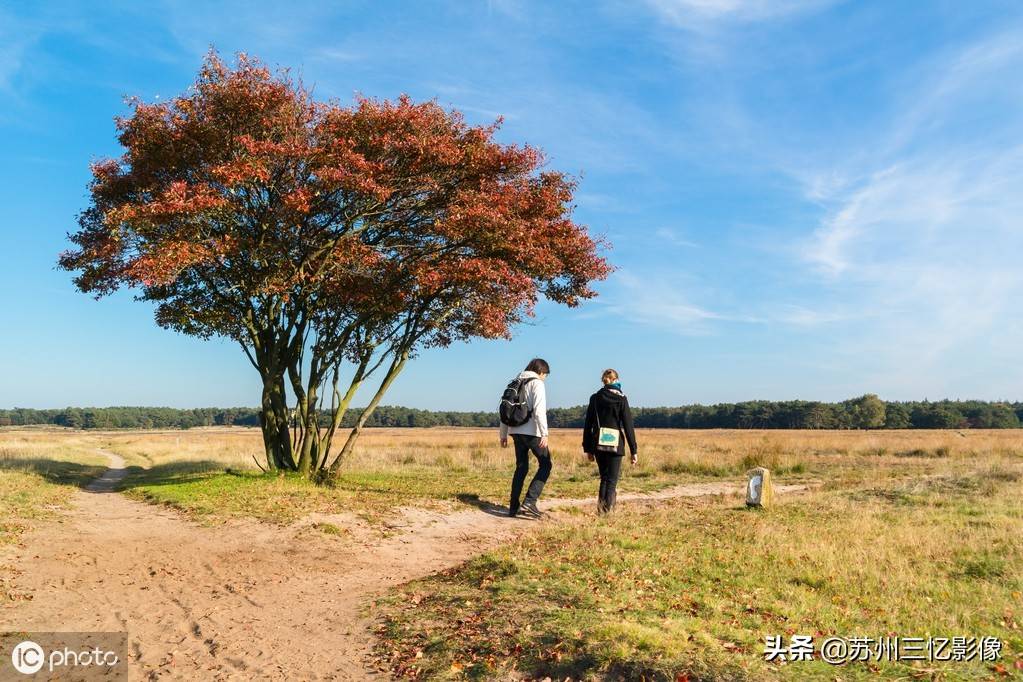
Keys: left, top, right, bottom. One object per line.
{"left": 499, "top": 370, "right": 549, "bottom": 438}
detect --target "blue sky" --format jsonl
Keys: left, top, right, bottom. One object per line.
{"left": 2, "top": 0, "right": 1022, "bottom": 410}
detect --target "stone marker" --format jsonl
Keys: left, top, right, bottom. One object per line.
{"left": 745, "top": 467, "right": 774, "bottom": 508}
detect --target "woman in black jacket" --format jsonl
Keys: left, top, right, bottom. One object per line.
{"left": 582, "top": 369, "right": 638, "bottom": 513}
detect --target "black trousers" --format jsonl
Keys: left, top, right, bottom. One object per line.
{"left": 595, "top": 452, "right": 623, "bottom": 513}
{"left": 510, "top": 434, "right": 552, "bottom": 510}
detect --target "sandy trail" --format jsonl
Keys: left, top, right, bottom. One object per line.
{"left": 1, "top": 450, "right": 807, "bottom": 680}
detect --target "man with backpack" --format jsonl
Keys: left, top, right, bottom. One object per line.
{"left": 499, "top": 358, "right": 551, "bottom": 518}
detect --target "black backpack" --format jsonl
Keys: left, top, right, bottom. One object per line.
{"left": 499, "top": 377, "right": 535, "bottom": 426}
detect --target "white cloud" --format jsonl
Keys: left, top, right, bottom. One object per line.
{"left": 772, "top": 304, "right": 847, "bottom": 327}
{"left": 312, "top": 48, "right": 363, "bottom": 63}
{"left": 0, "top": 43, "right": 26, "bottom": 93}
{"left": 654, "top": 227, "right": 699, "bottom": 248}
{"left": 485, "top": 0, "right": 528, "bottom": 20}
{"left": 796, "top": 27, "right": 1023, "bottom": 394}
{"left": 599, "top": 270, "right": 724, "bottom": 335}
{"left": 642, "top": 0, "right": 834, "bottom": 26}
{"left": 622, "top": 14, "right": 1023, "bottom": 394}
{"left": 0, "top": 8, "right": 40, "bottom": 94}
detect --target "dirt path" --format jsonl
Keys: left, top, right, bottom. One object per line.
{"left": 1, "top": 451, "right": 808, "bottom": 680}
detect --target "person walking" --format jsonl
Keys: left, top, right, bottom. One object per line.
{"left": 499, "top": 358, "right": 552, "bottom": 517}
{"left": 582, "top": 369, "right": 638, "bottom": 514}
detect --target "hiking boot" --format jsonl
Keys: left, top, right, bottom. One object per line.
{"left": 508, "top": 505, "right": 520, "bottom": 518}
{"left": 521, "top": 500, "right": 543, "bottom": 517}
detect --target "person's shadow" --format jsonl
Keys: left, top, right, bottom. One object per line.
{"left": 456, "top": 493, "right": 516, "bottom": 518}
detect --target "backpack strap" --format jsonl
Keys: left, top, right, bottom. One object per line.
{"left": 517, "top": 376, "right": 536, "bottom": 417}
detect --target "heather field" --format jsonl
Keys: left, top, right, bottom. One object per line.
{"left": 8, "top": 426, "right": 1015, "bottom": 524}
{"left": 1, "top": 427, "right": 1020, "bottom": 679}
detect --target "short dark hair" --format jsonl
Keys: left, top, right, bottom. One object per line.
{"left": 525, "top": 358, "right": 550, "bottom": 374}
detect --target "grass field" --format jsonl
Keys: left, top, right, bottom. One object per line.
{"left": 0, "top": 430, "right": 108, "bottom": 545}
{"left": 1, "top": 426, "right": 1021, "bottom": 679}
{"left": 14, "top": 426, "right": 815, "bottom": 523}
{"left": 368, "top": 431, "right": 1023, "bottom": 680}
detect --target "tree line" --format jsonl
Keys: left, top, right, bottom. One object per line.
{"left": 2, "top": 396, "right": 1020, "bottom": 430}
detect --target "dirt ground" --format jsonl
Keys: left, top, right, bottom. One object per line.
{"left": 0, "top": 450, "right": 806, "bottom": 680}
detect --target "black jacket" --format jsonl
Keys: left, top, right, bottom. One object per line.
{"left": 582, "top": 386, "right": 638, "bottom": 456}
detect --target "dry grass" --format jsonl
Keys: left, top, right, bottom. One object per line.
{"left": 92, "top": 426, "right": 1023, "bottom": 483}
{"left": 102, "top": 427, "right": 1023, "bottom": 522}
{"left": 0, "top": 429, "right": 108, "bottom": 545}
{"left": 4, "top": 427, "right": 1023, "bottom": 526}
{"left": 374, "top": 438, "right": 1023, "bottom": 681}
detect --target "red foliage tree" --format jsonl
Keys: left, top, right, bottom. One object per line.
{"left": 60, "top": 52, "right": 612, "bottom": 478}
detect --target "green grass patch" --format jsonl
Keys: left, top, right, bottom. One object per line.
{"left": 122, "top": 468, "right": 349, "bottom": 523}
{"left": 120, "top": 460, "right": 697, "bottom": 524}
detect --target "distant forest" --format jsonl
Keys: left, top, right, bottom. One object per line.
{"left": 1, "top": 396, "right": 1021, "bottom": 430}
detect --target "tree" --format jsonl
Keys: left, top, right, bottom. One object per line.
{"left": 845, "top": 394, "right": 886, "bottom": 429}
{"left": 59, "top": 52, "right": 611, "bottom": 478}
{"left": 802, "top": 402, "right": 835, "bottom": 429}
{"left": 883, "top": 402, "right": 911, "bottom": 429}
{"left": 911, "top": 402, "right": 965, "bottom": 429}
{"left": 966, "top": 403, "right": 1020, "bottom": 429}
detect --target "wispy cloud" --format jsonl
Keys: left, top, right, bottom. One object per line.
{"left": 598, "top": 270, "right": 724, "bottom": 335}
{"left": 0, "top": 42, "right": 28, "bottom": 93}
{"left": 594, "top": 269, "right": 825, "bottom": 336}
{"left": 654, "top": 227, "right": 699, "bottom": 248}
{"left": 0, "top": 8, "right": 41, "bottom": 94}
{"left": 606, "top": 9, "right": 1023, "bottom": 396}
{"left": 311, "top": 48, "right": 363, "bottom": 63}
{"left": 485, "top": 0, "right": 529, "bottom": 20}
{"left": 0, "top": 4, "right": 185, "bottom": 105}
{"left": 641, "top": 0, "right": 835, "bottom": 27}
{"left": 796, "top": 26, "right": 1023, "bottom": 394}
{"left": 771, "top": 304, "right": 848, "bottom": 327}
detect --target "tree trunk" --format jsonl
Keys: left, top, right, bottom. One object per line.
{"left": 260, "top": 374, "right": 296, "bottom": 471}
{"left": 326, "top": 349, "right": 409, "bottom": 479}
{"left": 317, "top": 360, "right": 369, "bottom": 472}
{"left": 296, "top": 398, "right": 320, "bottom": 477}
